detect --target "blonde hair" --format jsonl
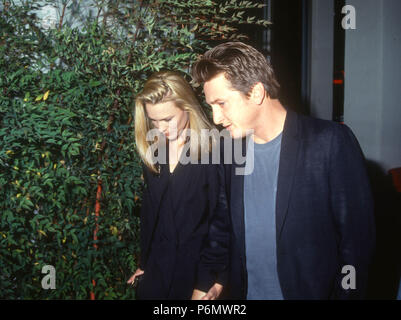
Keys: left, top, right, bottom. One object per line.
{"left": 135, "top": 71, "right": 214, "bottom": 173}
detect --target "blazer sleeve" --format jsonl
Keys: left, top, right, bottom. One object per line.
{"left": 195, "top": 162, "right": 230, "bottom": 292}
{"left": 138, "top": 165, "right": 152, "bottom": 270}
{"left": 328, "top": 124, "right": 376, "bottom": 299}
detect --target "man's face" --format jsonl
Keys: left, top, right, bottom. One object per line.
{"left": 204, "top": 73, "right": 257, "bottom": 139}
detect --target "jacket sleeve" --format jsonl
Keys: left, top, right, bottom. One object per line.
{"left": 195, "top": 162, "right": 230, "bottom": 292}
{"left": 329, "top": 124, "right": 376, "bottom": 299}
{"left": 138, "top": 165, "right": 152, "bottom": 270}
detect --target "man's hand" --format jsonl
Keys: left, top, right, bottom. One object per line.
{"left": 192, "top": 283, "right": 223, "bottom": 300}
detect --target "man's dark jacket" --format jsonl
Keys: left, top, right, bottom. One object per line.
{"left": 222, "top": 110, "right": 376, "bottom": 299}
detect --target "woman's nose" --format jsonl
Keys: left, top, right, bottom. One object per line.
{"left": 158, "top": 124, "right": 167, "bottom": 132}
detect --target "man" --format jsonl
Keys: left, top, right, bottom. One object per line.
{"left": 191, "top": 42, "right": 375, "bottom": 299}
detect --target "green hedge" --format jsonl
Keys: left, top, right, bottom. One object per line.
{"left": 0, "top": 0, "right": 269, "bottom": 299}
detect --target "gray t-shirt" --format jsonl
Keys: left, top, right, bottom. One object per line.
{"left": 244, "top": 132, "right": 283, "bottom": 300}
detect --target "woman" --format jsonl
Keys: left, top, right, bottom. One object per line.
{"left": 127, "top": 71, "right": 229, "bottom": 300}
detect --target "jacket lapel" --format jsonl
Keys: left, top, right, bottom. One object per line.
{"left": 230, "top": 137, "right": 247, "bottom": 260}
{"left": 230, "top": 111, "right": 300, "bottom": 255}
{"left": 147, "top": 162, "right": 169, "bottom": 219}
{"left": 275, "top": 110, "right": 300, "bottom": 243}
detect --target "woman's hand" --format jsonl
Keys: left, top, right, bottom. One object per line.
{"left": 192, "top": 283, "right": 223, "bottom": 300}
{"left": 127, "top": 268, "right": 144, "bottom": 286}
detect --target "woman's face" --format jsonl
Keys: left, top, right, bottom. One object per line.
{"left": 145, "top": 100, "right": 189, "bottom": 141}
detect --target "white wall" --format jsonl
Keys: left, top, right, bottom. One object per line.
{"left": 308, "top": 0, "right": 334, "bottom": 120}
{"left": 380, "top": 0, "right": 401, "bottom": 171}
{"left": 344, "top": 0, "right": 401, "bottom": 171}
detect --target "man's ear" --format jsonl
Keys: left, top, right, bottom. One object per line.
{"left": 250, "top": 82, "right": 266, "bottom": 105}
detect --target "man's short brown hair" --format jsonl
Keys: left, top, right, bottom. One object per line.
{"left": 192, "top": 41, "right": 280, "bottom": 99}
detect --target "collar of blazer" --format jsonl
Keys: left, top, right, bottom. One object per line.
{"left": 229, "top": 109, "right": 300, "bottom": 259}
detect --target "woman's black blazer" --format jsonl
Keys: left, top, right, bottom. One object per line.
{"left": 138, "top": 157, "right": 230, "bottom": 295}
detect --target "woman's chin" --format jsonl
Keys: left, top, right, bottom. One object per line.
{"left": 165, "top": 134, "right": 177, "bottom": 141}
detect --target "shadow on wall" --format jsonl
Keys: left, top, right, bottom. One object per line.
{"left": 365, "top": 160, "right": 401, "bottom": 299}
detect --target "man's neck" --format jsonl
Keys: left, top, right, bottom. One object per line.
{"left": 252, "top": 99, "right": 287, "bottom": 144}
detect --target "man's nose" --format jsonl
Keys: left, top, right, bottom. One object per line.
{"left": 212, "top": 106, "right": 224, "bottom": 125}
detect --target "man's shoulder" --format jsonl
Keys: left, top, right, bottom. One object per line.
{"left": 289, "top": 111, "right": 361, "bottom": 158}
{"left": 296, "top": 112, "right": 340, "bottom": 130}
{"left": 292, "top": 111, "right": 347, "bottom": 140}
